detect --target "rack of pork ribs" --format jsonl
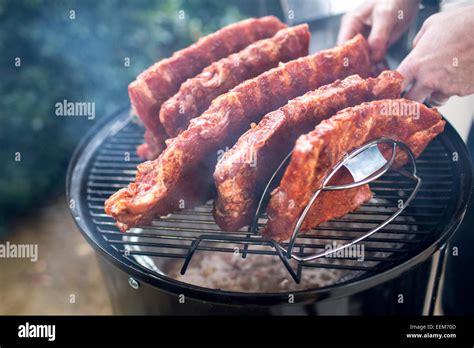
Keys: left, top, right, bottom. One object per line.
{"left": 104, "top": 17, "right": 445, "bottom": 276}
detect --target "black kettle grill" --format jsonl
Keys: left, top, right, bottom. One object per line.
{"left": 66, "top": 107, "right": 472, "bottom": 315}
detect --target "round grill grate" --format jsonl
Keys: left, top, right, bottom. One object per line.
{"left": 67, "top": 109, "right": 472, "bottom": 302}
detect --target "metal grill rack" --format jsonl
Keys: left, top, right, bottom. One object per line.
{"left": 68, "top": 109, "right": 471, "bottom": 294}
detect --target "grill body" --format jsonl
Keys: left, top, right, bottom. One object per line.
{"left": 96, "top": 250, "right": 437, "bottom": 315}
{"left": 67, "top": 108, "right": 472, "bottom": 315}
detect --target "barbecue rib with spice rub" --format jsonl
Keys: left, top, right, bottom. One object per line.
{"left": 105, "top": 34, "right": 373, "bottom": 232}
{"left": 213, "top": 70, "right": 403, "bottom": 231}
{"left": 160, "top": 24, "right": 311, "bottom": 138}
{"left": 130, "top": 16, "right": 287, "bottom": 159}
{"left": 264, "top": 99, "right": 445, "bottom": 242}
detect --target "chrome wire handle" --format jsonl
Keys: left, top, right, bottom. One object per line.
{"left": 251, "top": 138, "right": 422, "bottom": 263}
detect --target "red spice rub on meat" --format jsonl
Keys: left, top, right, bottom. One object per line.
{"left": 136, "top": 130, "right": 166, "bottom": 161}
{"left": 213, "top": 70, "right": 403, "bottom": 231}
{"left": 105, "top": 34, "right": 373, "bottom": 232}
{"left": 160, "top": 24, "right": 310, "bottom": 138}
{"left": 264, "top": 99, "right": 445, "bottom": 242}
{"left": 130, "top": 16, "right": 286, "bottom": 158}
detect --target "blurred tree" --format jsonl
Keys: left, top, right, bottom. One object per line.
{"left": 0, "top": 0, "right": 274, "bottom": 236}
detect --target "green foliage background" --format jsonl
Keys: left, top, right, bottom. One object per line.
{"left": 0, "top": 0, "right": 280, "bottom": 236}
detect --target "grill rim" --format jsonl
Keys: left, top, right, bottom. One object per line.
{"left": 66, "top": 107, "right": 472, "bottom": 306}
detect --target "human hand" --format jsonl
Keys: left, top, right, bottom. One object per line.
{"left": 338, "top": 0, "right": 420, "bottom": 62}
{"left": 398, "top": 5, "right": 474, "bottom": 104}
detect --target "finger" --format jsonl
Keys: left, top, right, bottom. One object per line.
{"left": 397, "top": 53, "right": 417, "bottom": 91}
{"left": 387, "top": 7, "right": 420, "bottom": 46}
{"left": 337, "top": 14, "right": 367, "bottom": 45}
{"left": 388, "top": 22, "right": 413, "bottom": 46}
{"left": 368, "top": 5, "right": 398, "bottom": 61}
{"left": 337, "top": 2, "right": 373, "bottom": 44}
{"left": 412, "top": 24, "right": 427, "bottom": 48}
{"left": 427, "top": 91, "right": 450, "bottom": 106}
{"left": 404, "top": 81, "right": 432, "bottom": 102}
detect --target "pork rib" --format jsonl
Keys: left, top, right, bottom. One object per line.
{"left": 264, "top": 99, "right": 446, "bottom": 242}
{"left": 213, "top": 70, "right": 403, "bottom": 231}
{"left": 105, "top": 34, "right": 373, "bottom": 232}
{"left": 130, "top": 16, "right": 286, "bottom": 158}
{"left": 136, "top": 130, "right": 166, "bottom": 161}
{"left": 160, "top": 25, "right": 310, "bottom": 138}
